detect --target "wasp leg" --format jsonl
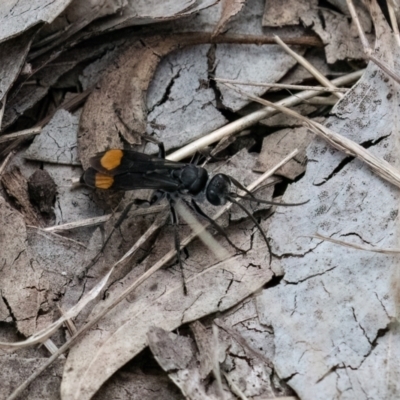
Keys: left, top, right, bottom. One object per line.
{"left": 187, "top": 199, "right": 246, "bottom": 254}
{"left": 168, "top": 197, "right": 188, "bottom": 295}
{"left": 82, "top": 200, "right": 136, "bottom": 275}
{"left": 228, "top": 197, "right": 272, "bottom": 264}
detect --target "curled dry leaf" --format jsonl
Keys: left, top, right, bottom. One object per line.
{"left": 78, "top": 35, "right": 205, "bottom": 168}
{"left": 256, "top": 3, "right": 400, "bottom": 399}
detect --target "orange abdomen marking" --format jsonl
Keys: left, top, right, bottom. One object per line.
{"left": 101, "top": 149, "right": 123, "bottom": 170}
{"left": 95, "top": 173, "right": 114, "bottom": 189}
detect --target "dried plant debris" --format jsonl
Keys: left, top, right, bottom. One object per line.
{"left": 215, "top": 43, "right": 304, "bottom": 111}
{"left": 33, "top": 0, "right": 126, "bottom": 55}
{"left": 213, "top": 0, "right": 308, "bottom": 111}
{"left": 254, "top": 125, "right": 316, "bottom": 180}
{"left": 148, "top": 326, "right": 232, "bottom": 399}
{"left": 260, "top": 103, "right": 318, "bottom": 127}
{"left": 1, "top": 166, "right": 42, "bottom": 226}
{"left": 256, "top": 4, "right": 400, "bottom": 399}
{"left": 85, "top": 0, "right": 217, "bottom": 34}
{"left": 1, "top": 0, "right": 398, "bottom": 398}
{"left": 27, "top": 169, "right": 57, "bottom": 216}
{"left": 78, "top": 37, "right": 171, "bottom": 168}
{"left": 0, "top": 26, "right": 39, "bottom": 103}
{"left": 2, "top": 357, "right": 64, "bottom": 399}
{"left": 24, "top": 109, "right": 80, "bottom": 165}
{"left": 278, "top": 48, "right": 349, "bottom": 89}
{"left": 263, "top": 0, "right": 372, "bottom": 63}
{"left": 0, "top": 197, "right": 83, "bottom": 337}
{"left": 263, "top": 0, "right": 318, "bottom": 26}
{"left": 3, "top": 37, "right": 124, "bottom": 129}
{"left": 60, "top": 238, "right": 272, "bottom": 400}
{"left": 92, "top": 358, "right": 184, "bottom": 400}
{"left": 148, "top": 309, "right": 293, "bottom": 399}
{"left": 214, "top": 298, "right": 294, "bottom": 398}
{"left": 44, "top": 163, "right": 104, "bottom": 225}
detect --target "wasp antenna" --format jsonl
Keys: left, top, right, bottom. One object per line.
{"left": 235, "top": 194, "right": 309, "bottom": 207}
{"left": 228, "top": 196, "right": 272, "bottom": 264}
{"left": 187, "top": 199, "right": 246, "bottom": 254}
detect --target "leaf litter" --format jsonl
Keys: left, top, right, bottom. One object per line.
{"left": 1, "top": 0, "right": 399, "bottom": 399}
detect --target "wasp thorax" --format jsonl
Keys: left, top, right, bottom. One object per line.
{"left": 206, "top": 174, "right": 231, "bottom": 206}
{"left": 176, "top": 165, "right": 209, "bottom": 195}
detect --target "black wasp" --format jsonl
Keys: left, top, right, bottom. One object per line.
{"left": 81, "top": 143, "right": 305, "bottom": 294}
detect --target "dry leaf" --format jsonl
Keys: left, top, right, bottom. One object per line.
{"left": 61, "top": 245, "right": 272, "bottom": 399}
{"left": 0, "top": 197, "right": 86, "bottom": 336}
{"left": 85, "top": 0, "right": 217, "bottom": 34}
{"left": 259, "top": 104, "right": 318, "bottom": 127}
{"left": 0, "top": 0, "right": 72, "bottom": 44}
{"left": 35, "top": 0, "right": 126, "bottom": 53}
{"left": 254, "top": 125, "right": 316, "bottom": 180}
{"left": 78, "top": 37, "right": 173, "bottom": 168}
{"left": 1, "top": 166, "right": 42, "bottom": 226}
{"left": 256, "top": 3, "right": 400, "bottom": 398}
{"left": 262, "top": 0, "right": 317, "bottom": 27}
{"left": 92, "top": 360, "right": 184, "bottom": 400}
{"left": 278, "top": 48, "right": 347, "bottom": 89}
{"left": 213, "top": 0, "right": 308, "bottom": 111}
{"left": 148, "top": 326, "right": 233, "bottom": 400}
{"left": 213, "top": 0, "right": 246, "bottom": 37}
{"left": 3, "top": 38, "right": 122, "bottom": 129}
{"left": 301, "top": 7, "right": 371, "bottom": 63}
{"left": 0, "top": 0, "right": 387, "bottom": 397}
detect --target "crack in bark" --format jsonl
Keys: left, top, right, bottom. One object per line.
{"left": 285, "top": 265, "right": 337, "bottom": 285}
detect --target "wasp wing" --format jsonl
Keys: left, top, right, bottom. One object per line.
{"left": 88, "top": 149, "right": 186, "bottom": 176}
{"left": 82, "top": 168, "right": 181, "bottom": 191}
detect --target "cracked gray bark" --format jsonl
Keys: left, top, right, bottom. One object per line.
{"left": 0, "top": 0, "right": 73, "bottom": 44}
{"left": 256, "top": 3, "right": 400, "bottom": 399}
{"left": 25, "top": 109, "right": 80, "bottom": 165}
{"left": 146, "top": 44, "right": 227, "bottom": 153}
